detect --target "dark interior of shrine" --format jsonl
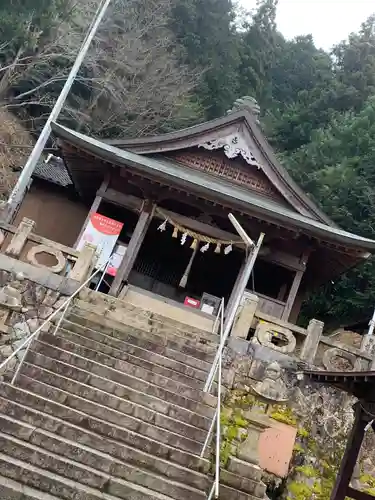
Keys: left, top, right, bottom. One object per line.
{"left": 95, "top": 199, "right": 295, "bottom": 307}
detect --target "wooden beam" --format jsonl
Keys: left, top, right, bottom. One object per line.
{"left": 330, "top": 402, "right": 367, "bottom": 500}
{"left": 99, "top": 188, "right": 143, "bottom": 212}
{"left": 74, "top": 174, "right": 110, "bottom": 247}
{"left": 281, "top": 250, "right": 310, "bottom": 321}
{"left": 101, "top": 188, "right": 243, "bottom": 246}
{"left": 109, "top": 200, "right": 154, "bottom": 297}
{"left": 347, "top": 487, "right": 375, "bottom": 500}
{"left": 265, "top": 250, "right": 306, "bottom": 272}
{"left": 101, "top": 188, "right": 306, "bottom": 272}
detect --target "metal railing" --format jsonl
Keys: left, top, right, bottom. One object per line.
{"left": 0, "top": 264, "right": 106, "bottom": 385}
{"left": 200, "top": 298, "right": 224, "bottom": 500}
{"left": 200, "top": 232, "right": 264, "bottom": 499}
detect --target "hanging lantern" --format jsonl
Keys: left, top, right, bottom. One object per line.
{"left": 201, "top": 242, "right": 210, "bottom": 253}
{"left": 190, "top": 238, "right": 198, "bottom": 250}
{"left": 214, "top": 243, "right": 221, "bottom": 254}
{"left": 181, "top": 232, "right": 188, "bottom": 245}
{"left": 224, "top": 243, "right": 233, "bottom": 255}
{"left": 172, "top": 226, "right": 178, "bottom": 238}
{"left": 157, "top": 219, "right": 167, "bottom": 232}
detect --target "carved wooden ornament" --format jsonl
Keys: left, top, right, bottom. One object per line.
{"left": 199, "top": 132, "right": 261, "bottom": 168}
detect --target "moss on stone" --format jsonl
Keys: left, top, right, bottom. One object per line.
{"left": 270, "top": 405, "right": 297, "bottom": 426}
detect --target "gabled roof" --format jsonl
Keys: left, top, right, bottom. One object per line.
{"left": 108, "top": 109, "right": 333, "bottom": 226}
{"left": 51, "top": 122, "right": 375, "bottom": 254}
{"left": 34, "top": 157, "right": 72, "bottom": 187}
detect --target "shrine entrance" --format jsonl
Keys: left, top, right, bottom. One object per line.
{"left": 92, "top": 194, "right": 296, "bottom": 312}
{"left": 93, "top": 198, "right": 244, "bottom": 305}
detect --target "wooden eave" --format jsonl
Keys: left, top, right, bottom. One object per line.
{"left": 304, "top": 369, "right": 375, "bottom": 402}
{"left": 107, "top": 110, "right": 333, "bottom": 226}
{"left": 51, "top": 122, "right": 375, "bottom": 253}
{"left": 53, "top": 123, "right": 375, "bottom": 289}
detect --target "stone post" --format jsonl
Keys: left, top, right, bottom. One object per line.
{"left": 69, "top": 243, "right": 97, "bottom": 283}
{"left": 300, "top": 318, "right": 324, "bottom": 364}
{"left": 5, "top": 217, "right": 35, "bottom": 258}
{"left": 370, "top": 349, "right": 375, "bottom": 371}
{"left": 354, "top": 334, "right": 375, "bottom": 370}
{"left": 232, "top": 293, "right": 259, "bottom": 339}
{"left": 237, "top": 414, "right": 270, "bottom": 466}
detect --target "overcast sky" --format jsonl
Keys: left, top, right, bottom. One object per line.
{"left": 240, "top": 0, "right": 375, "bottom": 51}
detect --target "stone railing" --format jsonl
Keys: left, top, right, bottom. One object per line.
{"left": 0, "top": 217, "right": 96, "bottom": 283}
{"left": 232, "top": 292, "right": 373, "bottom": 371}
{"left": 0, "top": 217, "right": 97, "bottom": 341}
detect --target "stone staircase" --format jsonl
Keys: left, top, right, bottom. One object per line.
{"left": 0, "top": 292, "right": 267, "bottom": 499}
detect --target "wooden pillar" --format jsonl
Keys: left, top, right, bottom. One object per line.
{"left": 330, "top": 402, "right": 367, "bottom": 500}
{"left": 281, "top": 250, "right": 309, "bottom": 321}
{"left": 74, "top": 175, "right": 109, "bottom": 248}
{"left": 109, "top": 201, "right": 154, "bottom": 297}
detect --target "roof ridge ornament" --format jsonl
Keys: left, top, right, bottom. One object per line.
{"left": 198, "top": 132, "right": 261, "bottom": 168}
{"left": 227, "top": 96, "right": 261, "bottom": 124}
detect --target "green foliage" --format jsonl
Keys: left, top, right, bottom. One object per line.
{"left": 270, "top": 405, "right": 297, "bottom": 426}
{"left": 286, "top": 97, "right": 375, "bottom": 325}
{"left": 3, "top": 0, "right": 375, "bottom": 326}
{"left": 170, "top": 0, "right": 240, "bottom": 118}
{"left": 360, "top": 473, "right": 375, "bottom": 495}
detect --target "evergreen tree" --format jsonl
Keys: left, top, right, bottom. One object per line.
{"left": 286, "top": 98, "right": 375, "bottom": 325}
{"left": 238, "top": 0, "right": 278, "bottom": 107}
{"left": 171, "top": 0, "right": 240, "bottom": 118}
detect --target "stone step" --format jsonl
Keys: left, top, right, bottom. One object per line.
{"left": 220, "top": 470, "right": 267, "bottom": 498}
{"left": 28, "top": 340, "right": 215, "bottom": 423}
{"left": 41, "top": 330, "right": 210, "bottom": 394}
{"left": 62, "top": 317, "right": 216, "bottom": 368}
{"left": 0, "top": 386, "right": 209, "bottom": 470}
{"left": 68, "top": 308, "right": 219, "bottom": 356}
{"left": 0, "top": 396, "right": 210, "bottom": 479}
{"left": 72, "top": 299, "right": 220, "bottom": 345}
{"left": 62, "top": 314, "right": 217, "bottom": 368}
{"left": 0, "top": 430, "right": 206, "bottom": 500}
{"left": 0, "top": 475, "right": 62, "bottom": 500}
{"left": 219, "top": 483, "right": 266, "bottom": 500}
{"left": 0, "top": 451, "right": 178, "bottom": 500}
{"left": 58, "top": 324, "right": 212, "bottom": 384}
{"left": 15, "top": 372, "right": 206, "bottom": 456}
{"left": 0, "top": 412, "right": 211, "bottom": 496}
{"left": 21, "top": 358, "right": 210, "bottom": 444}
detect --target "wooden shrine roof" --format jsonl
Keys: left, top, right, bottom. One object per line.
{"left": 304, "top": 369, "right": 375, "bottom": 402}
{"left": 51, "top": 121, "right": 375, "bottom": 256}
{"left": 108, "top": 109, "right": 332, "bottom": 225}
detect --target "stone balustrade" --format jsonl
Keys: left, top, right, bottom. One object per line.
{"left": 233, "top": 292, "right": 374, "bottom": 372}
{"left": 0, "top": 217, "right": 96, "bottom": 283}
{"left": 0, "top": 217, "right": 97, "bottom": 344}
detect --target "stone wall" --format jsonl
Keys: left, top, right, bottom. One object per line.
{"left": 222, "top": 327, "right": 375, "bottom": 498}
{"left": 0, "top": 217, "right": 97, "bottom": 374}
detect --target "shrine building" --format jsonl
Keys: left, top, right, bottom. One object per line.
{"left": 15, "top": 99, "right": 375, "bottom": 323}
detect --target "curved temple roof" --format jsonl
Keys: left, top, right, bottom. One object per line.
{"left": 51, "top": 121, "right": 375, "bottom": 255}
